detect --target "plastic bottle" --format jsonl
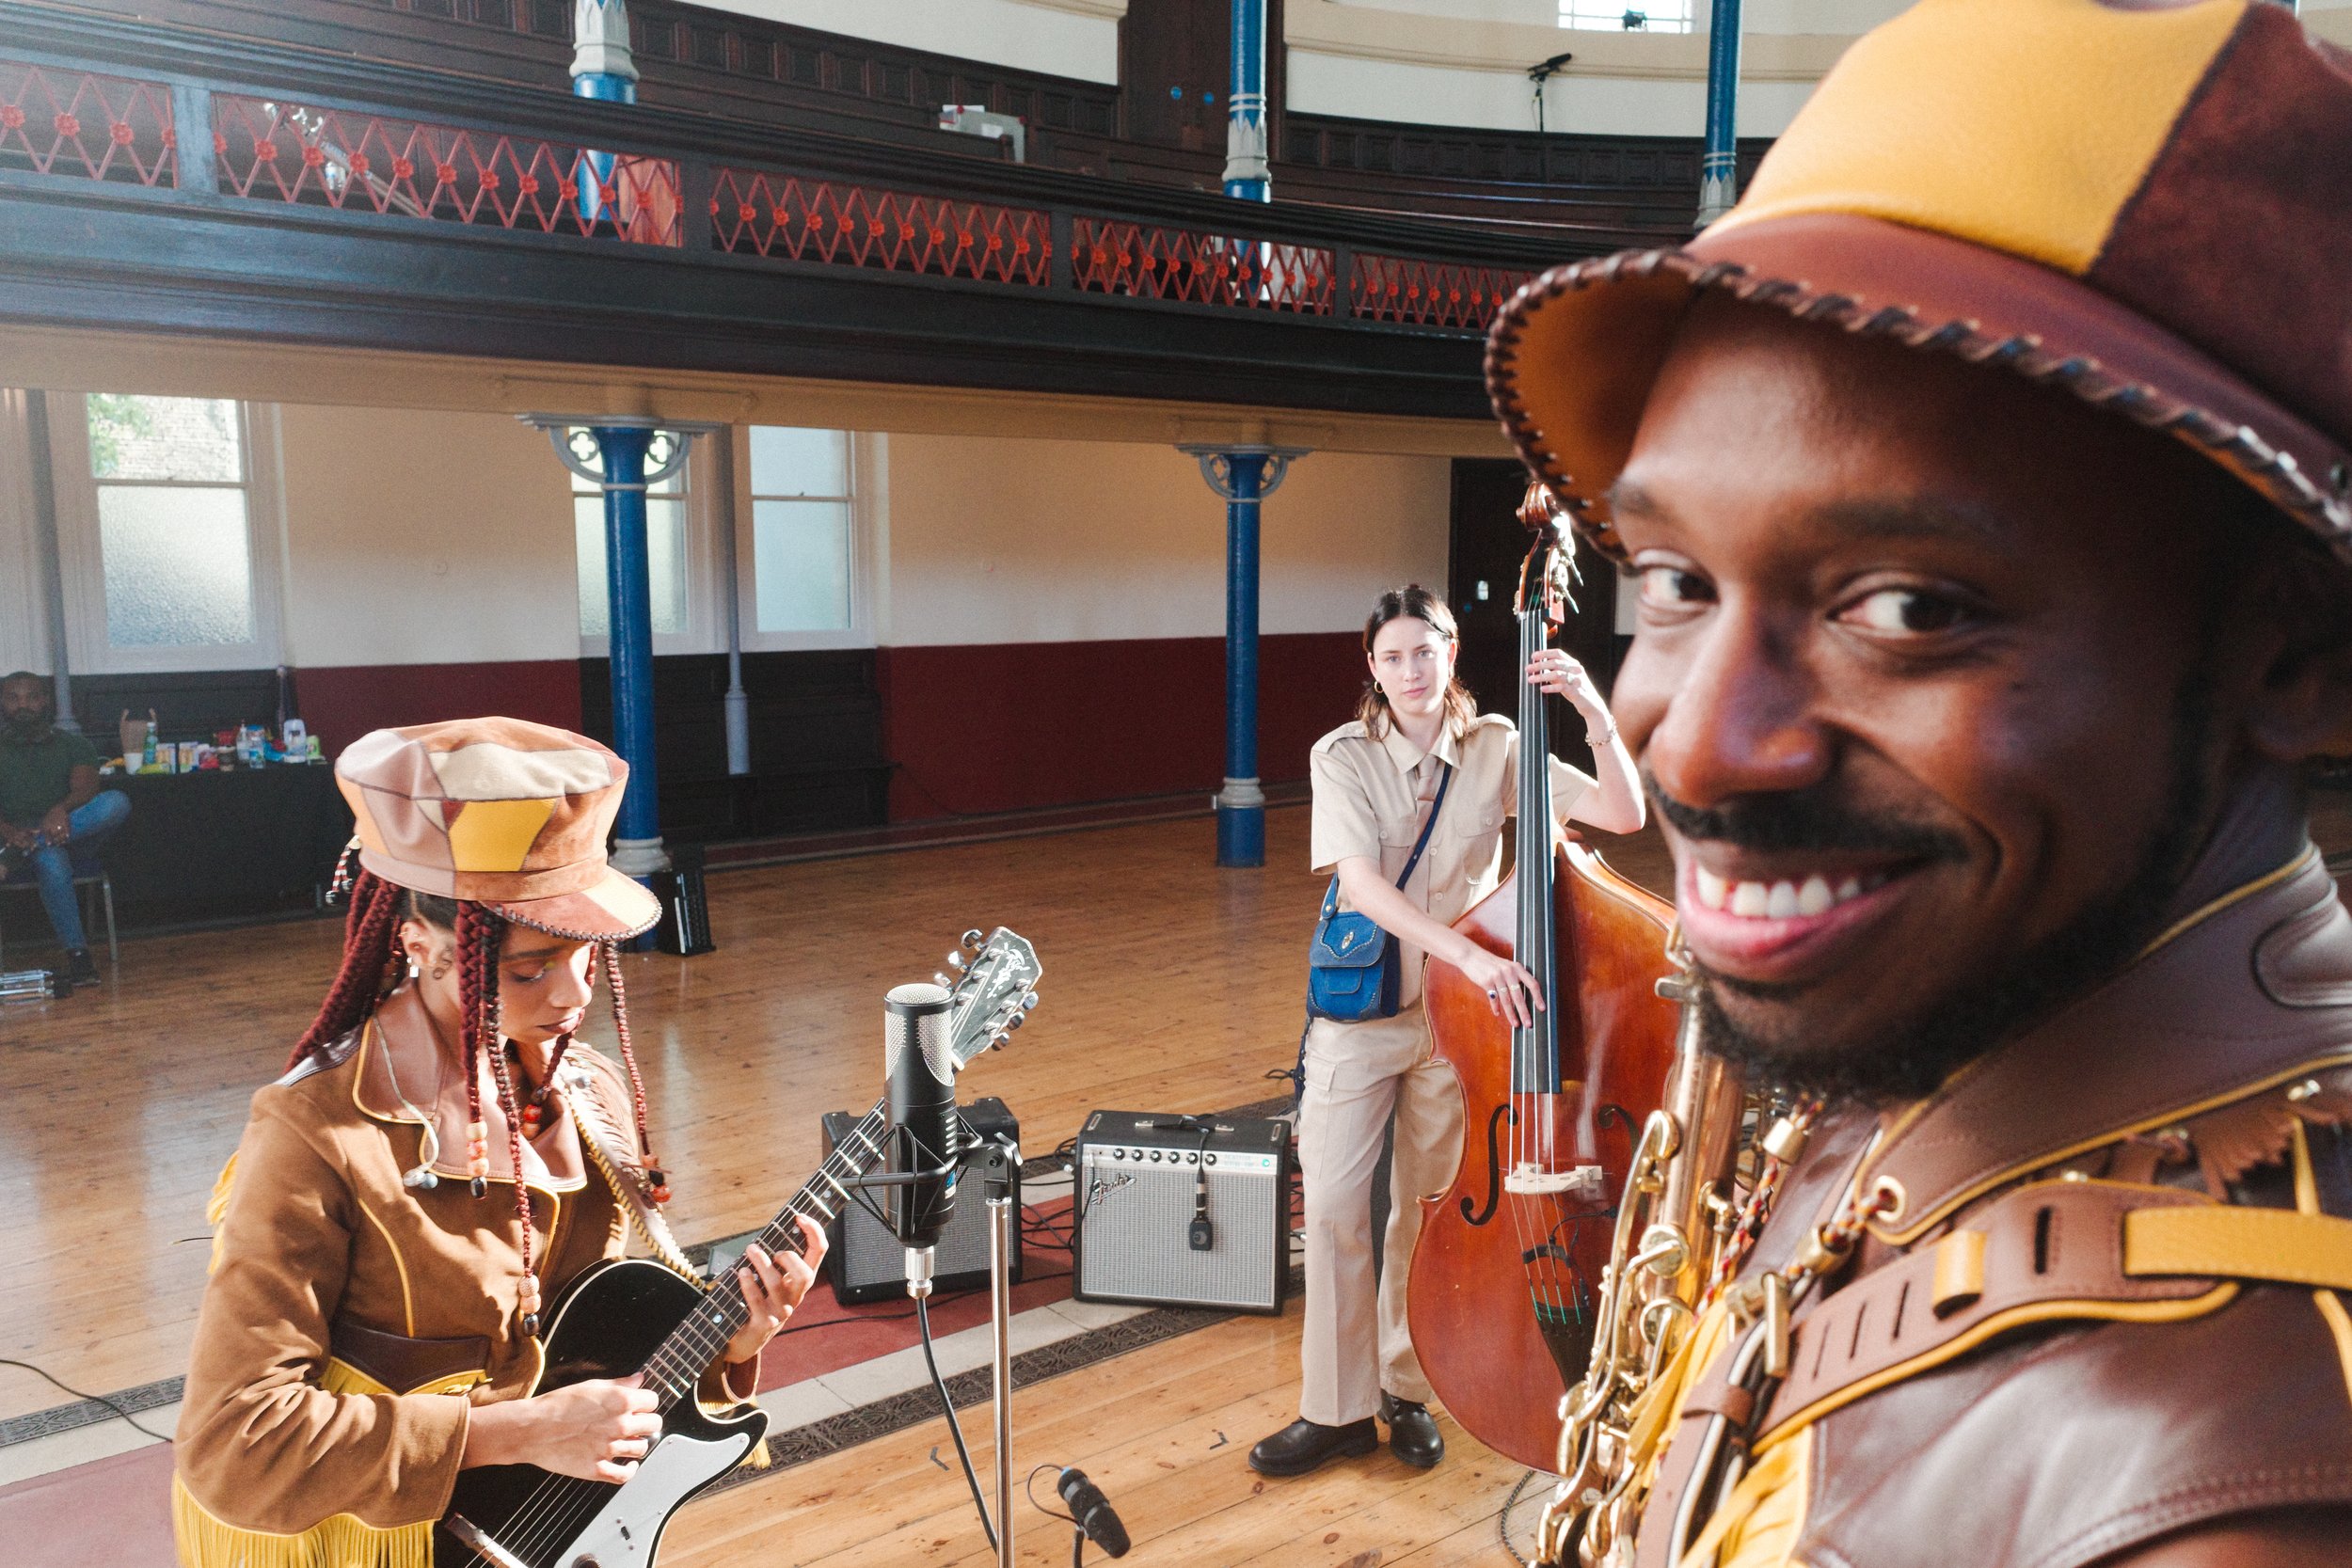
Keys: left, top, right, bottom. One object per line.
{"left": 142, "top": 726, "right": 158, "bottom": 772}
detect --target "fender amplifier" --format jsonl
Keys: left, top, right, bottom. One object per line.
{"left": 1073, "top": 1110, "right": 1290, "bottom": 1314}
{"left": 821, "top": 1097, "right": 1022, "bottom": 1306}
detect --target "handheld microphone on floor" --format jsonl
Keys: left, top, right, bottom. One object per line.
{"left": 1057, "top": 1468, "right": 1130, "bottom": 1559}
{"left": 884, "top": 981, "right": 961, "bottom": 1297}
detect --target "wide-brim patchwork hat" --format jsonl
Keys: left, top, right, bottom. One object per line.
{"left": 1487, "top": 0, "right": 2352, "bottom": 569}
{"left": 335, "top": 717, "right": 661, "bottom": 941}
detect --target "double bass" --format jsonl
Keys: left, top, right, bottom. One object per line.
{"left": 1406, "top": 489, "right": 1681, "bottom": 1472}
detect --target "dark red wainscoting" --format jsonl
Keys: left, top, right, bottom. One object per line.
{"left": 295, "top": 660, "right": 585, "bottom": 757}
{"left": 879, "top": 631, "right": 1364, "bottom": 819}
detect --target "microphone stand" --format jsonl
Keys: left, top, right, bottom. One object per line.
{"left": 975, "top": 1130, "right": 1022, "bottom": 1568}
{"left": 853, "top": 1129, "right": 1023, "bottom": 1567}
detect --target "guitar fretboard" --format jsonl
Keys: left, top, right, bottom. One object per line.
{"left": 638, "top": 1100, "right": 893, "bottom": 1404}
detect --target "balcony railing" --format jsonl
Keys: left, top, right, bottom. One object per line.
{"left": 0, "top": 37, "right": 1552, "bottom": 338}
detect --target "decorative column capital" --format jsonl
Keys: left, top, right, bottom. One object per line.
{"left": 572, "top": 0, "right": 640, "bottom": 90}
{"left": 516, "top": 415, "right": 723, "bottom": 490}
{"left": 1177, "top": 443, "right": 1310, "bottom": 502}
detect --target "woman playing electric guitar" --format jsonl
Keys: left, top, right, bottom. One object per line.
{"left": 172, "top": 717, "right": 825, "bottom": 1568}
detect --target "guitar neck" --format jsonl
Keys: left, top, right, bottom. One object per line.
{"left": 638, "top": 1098, "right": 892, "bottom": 1404}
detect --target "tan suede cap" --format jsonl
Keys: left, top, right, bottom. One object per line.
{"left": 334, "top": 717, "right": 660, "bottom": 941}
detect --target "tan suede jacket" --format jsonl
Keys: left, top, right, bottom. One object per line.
{"left": 172, "top": 1008, "right": 753, "bottom": 1566}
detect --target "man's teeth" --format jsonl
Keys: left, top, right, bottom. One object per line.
{"left": 1693, "top": 866, "right": 1884, "bottom": 917}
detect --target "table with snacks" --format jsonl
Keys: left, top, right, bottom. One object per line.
{"left": 83, "top": 761, "right": 351, "bottom": 927}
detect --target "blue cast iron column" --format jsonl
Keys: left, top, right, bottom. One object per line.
{"left": 1182, "top": 445, "right": 1305, "bottom": 866}
{"left": 571, "top": 1, "right": 638, "bottom": 228}
{"left": 594, "top": 424, "right": 663, "bottom": 878}
{"left": 1224, "top": 0, "right": 1271, "bottom": 202}
{"left": 1696, "top": 0, "right": 1742, "bottom": 227}
{"left": 521, "top": 417, "right": 720, "bottom": 909}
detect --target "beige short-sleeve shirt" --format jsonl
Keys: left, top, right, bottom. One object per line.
{"left": 1309, "top": 713, "right": 1594, "bottom": 1010}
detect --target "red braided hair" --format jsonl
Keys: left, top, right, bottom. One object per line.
{"left": 286, "top": 868, "right": 404, "bottom": 1072}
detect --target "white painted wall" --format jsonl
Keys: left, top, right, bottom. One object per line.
{"left": 691, "top": 0, "right": 1123, "bottom": 85}
{"left": 1290, "top": 0, "right": 1898, "bottom": 136}
{"left": 0, "top": 399, "right": 1456, "bottom": 672}
{"left": 881, "top": 435, "right": 1450, "bottom": 646}
{"left": 274, "top": 405, "right": 580, "bottom": 667}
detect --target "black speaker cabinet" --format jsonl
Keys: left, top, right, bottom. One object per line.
{"left": 820, "top": 1097, "right": 1022, "bottom": 1306}
{"left": 653, "top": 844, "right": 715, "bottom": 958}
{"left": 1073, "top": 1110, "right": 1289, "bottom": 1313}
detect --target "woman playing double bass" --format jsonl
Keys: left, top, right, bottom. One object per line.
{"left": 1248, "top": 585, "right": 1643, "bottom": 1477}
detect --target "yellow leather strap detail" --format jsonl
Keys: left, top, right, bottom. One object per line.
{"left": 2124, "top": 1205, "right": 2352, "bottom": 1291}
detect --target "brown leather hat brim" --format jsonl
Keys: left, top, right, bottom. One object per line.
{"left": 1486, "top": 212, "right": 2352, "bottom": 568}
{"left": 486, "top": 864, "right": 662, "bottom": 942}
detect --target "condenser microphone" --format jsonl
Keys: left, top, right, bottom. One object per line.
{"left": 883, "top": 982, "right": 960, "bottom": 1294}
{"left": 1057, "top": 1467, "right": 1130, "bottom": 1558}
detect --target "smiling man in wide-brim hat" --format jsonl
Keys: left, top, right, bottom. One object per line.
{"left": 1488, "top": 0, "right": 2352, "bottom": 1564}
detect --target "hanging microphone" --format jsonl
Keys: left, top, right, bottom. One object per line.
{"left": 1057, "top": 1467, "right": 1130, "bottom": 1558}
{"left": 883, "top": 982, "right": 960, "bottom": 1294}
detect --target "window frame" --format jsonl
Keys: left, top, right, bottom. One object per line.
{"left": 572, "top": 436, "right": 719, "bottom": 658}
{"left": 46, "top": 392, "right": 286, "bottom": 675}
{"left": 733, "top": 425, "right": 879, "bottom": 653}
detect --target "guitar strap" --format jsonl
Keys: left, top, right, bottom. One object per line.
{"left": 561, "top": 1058, "right": 698, "bottom": 1281}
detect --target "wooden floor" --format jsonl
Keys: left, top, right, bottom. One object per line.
{"left": 0, "top": 802, "right": 1657, "bottom": 1567}
{"left": 664, "top": 1309, "right": 1529, "bottom": 1568}
{"left": 7, "top": 786, "right": 2336, "bottom": 1564}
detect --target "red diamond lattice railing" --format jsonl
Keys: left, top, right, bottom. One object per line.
{"left": 1349, "top": 253, "right": 1534, "bottom": 332}
{"left": 213, "top": 94, "right": 682, "bottom": 245}
{"left": 711, "top": 169, "right": 1051, "bottom": 286}
{"left": 0, "top": 60, "right": 176, "bottom": 187}
{"left": 1071, "top": 219, "right": 1336, "bottom": 315}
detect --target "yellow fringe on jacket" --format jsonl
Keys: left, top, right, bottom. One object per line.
{"left": 206, "top": 1152, "right": 237, "bottom": 1275}
{"left": 171, "top": 1474, "right": 432, "bottom": 1568}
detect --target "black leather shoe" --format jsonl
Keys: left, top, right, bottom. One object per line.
{"left": 1247, "top": 1417, "right": 1377, "bottom": 1476}
{"left": 1379, "top": 1392, "right": 1444, "bottom": 1469}
{"left": 64, "top": 948, "right": 100, "bottom": 987}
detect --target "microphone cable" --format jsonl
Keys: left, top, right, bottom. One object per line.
{"left": 914, "top": 1292, "right": 996, "bottom": 1550}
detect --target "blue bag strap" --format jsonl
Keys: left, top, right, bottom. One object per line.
{"left": 1392, "top": 761, "right": 1454, "bottom": 893}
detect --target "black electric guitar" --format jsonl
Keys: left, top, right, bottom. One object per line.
{"left": 437, "top": 927, "right": 1042, "bottom": 1568}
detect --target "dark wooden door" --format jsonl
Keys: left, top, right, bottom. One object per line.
{"left": 1120, "top": 0, "right": 1229, "bottom": 151}
{"left": 1447, "top": 458, "right": 1619, "bottom": 774}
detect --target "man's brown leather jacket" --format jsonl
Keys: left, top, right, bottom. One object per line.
{"left": 1636, "top": 821, "right": 2352, "bottom": 1568}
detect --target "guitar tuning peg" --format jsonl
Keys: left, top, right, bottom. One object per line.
{"left": 934, "top": 972, "right": 953, "bottom": 989}
{"left": 961, "top": 928, "right": 985, "bottom": 949}
{"left": 946, "top": 952, "right": 966, "bottom": 971}
{"left": 1021, "top": 992, "right": 1039, "bottom": 1010}
{"left": 1004, "top": 1012, "right": 1024, "bottom": 1031}
{"left": 992, "top": 1034, "right": 1009, "bottom": 1050}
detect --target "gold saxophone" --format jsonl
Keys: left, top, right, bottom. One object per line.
{"left": 1534, "top": 937, "right": 1750, "bottom": 1568}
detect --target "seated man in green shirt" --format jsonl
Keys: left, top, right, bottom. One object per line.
{"left": 0, "top": 672, "right": 130, "bottom": 987}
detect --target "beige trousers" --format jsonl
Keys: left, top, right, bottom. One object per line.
{"left": 1295, "top": 1004, "right": 1468, "bottom": 1426}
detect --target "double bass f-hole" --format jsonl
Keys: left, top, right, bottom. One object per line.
{"left": 1461, "top": 1101, "right": 1518, "bottom": 1227}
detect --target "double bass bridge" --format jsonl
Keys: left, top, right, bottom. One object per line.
{"left": 1503, "top": 1162, "right": 1605, "bottom": 1199}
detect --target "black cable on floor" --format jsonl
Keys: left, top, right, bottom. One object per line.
{"left": 0, "top": 1357, "right": 173, "bottom": 1443}
{"left": 914, "top": 1294, "right": 996, "bottom": 1551}
{"left": 1498, "top": 1467, "right": 1545, "bottom": 1568}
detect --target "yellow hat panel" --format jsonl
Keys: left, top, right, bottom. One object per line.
{"left": 1716, "top": 0, "right": 2245, "bottom": 275}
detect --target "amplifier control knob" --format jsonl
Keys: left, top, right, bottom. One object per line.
{"left": 1187, "top": 1152, "right": 1200, "bottom": 1164}
{"left": 1149, "top": 1150, "right": 1162, "bottom": 1163}
{"left": 1205, "top": 1153, "right": 1217, "bottom": 1166}
{"left": 1111, "top": 1148, "right": 1124, "bottom": 1160}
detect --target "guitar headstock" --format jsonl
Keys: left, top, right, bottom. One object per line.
{"left": 935, "top": 927, "right": 1041, "bottom": 1067}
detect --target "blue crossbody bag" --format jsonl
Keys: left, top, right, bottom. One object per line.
{"left": 1305, "top": 762, "right": 1454, "bottom": 1022}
